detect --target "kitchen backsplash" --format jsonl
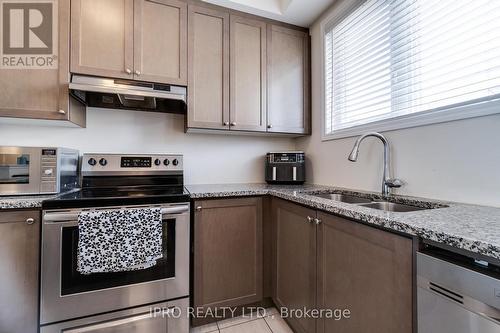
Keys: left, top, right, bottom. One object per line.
{"left": 0, "top": 108, "right": 295, "bottom": 184}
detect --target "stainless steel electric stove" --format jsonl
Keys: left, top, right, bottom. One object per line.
{"left": 40, "top": 153, "right": 190, "bottom": 333}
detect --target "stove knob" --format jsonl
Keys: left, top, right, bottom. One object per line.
{"left": 163, "top": 159, "right": 170, "bottom": 166}
{"left": 99, "top": 158, "right": 107, "bottom": 166}
{"left": 172, "top": 159, "right": 179, "bottom": 166}
{"left": 154, "top": 158, "right": 161, "bottom": 166}
{"left": 88, "top": 158, "right": 97, "bottom": 166}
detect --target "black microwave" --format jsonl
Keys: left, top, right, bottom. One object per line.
{"left": 265, "top": 152, "right": 305, "bottom": 184}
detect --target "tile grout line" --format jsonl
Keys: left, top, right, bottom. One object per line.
{"left": 202, "top": 308, "right": 281, "bottom": 333}
{"left": 218, "top": 316, "right": 261, "bottom": 330}
{"left": 263, "top": 315, "right": 274, "bottom": 333}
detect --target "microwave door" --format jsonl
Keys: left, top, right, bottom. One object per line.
{"left": 0, "top": 148, "right": 41, "bottom": 195}
{"left": 0, "top": 165, "right": 30, "bottom": 183}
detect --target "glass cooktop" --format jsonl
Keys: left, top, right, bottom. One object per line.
{"left": 43, "top": 186, "right": 190, "bottom": 209}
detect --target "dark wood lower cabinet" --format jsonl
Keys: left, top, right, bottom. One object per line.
{"left": 0, "top": 210, "right": 40, "bottom": 333}
{"left": 316, "top": 213, "right": 413, "bottom": 333}
{"left": 193, "top": 197, "right": 414, "bottom": 331}
{"left": 272, "top": 199, "right": 317, "bottom": 333}
{"left": 271, "top": 199, "right": 414, "bottom": 333}
{"left": 193, "top": 197, "right": 263, "bottom": 321}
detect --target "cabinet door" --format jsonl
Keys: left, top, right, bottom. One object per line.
{"left": 194, "top": 198, "right": 263, "bottom": 314}
{"left": 0, "top": 0, "right": 84, "bottom": 125}
{"left": 187, "top": 5, "right": 229, "bottom": 130}
{"left": 0, "top": 211, "right": 40, "bottom": 333}
{"left": 272, "top": 199, "right": 316, "bottom": 333}
{"left": 134, "top": 0, "right": 187, "bottom": 84}
{"left": 229, "top": 15, "right": 267, "bottom": 132}
{"left": 267, "top": 25, "right": 310, "bottom": 134}
{"left": 317, "top": 213, "right": 413, "bottom": 333}
{"left": 71, "top": 0, "right": 134, "bottom": 79}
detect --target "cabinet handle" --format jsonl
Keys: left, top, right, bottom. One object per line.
{"left": 230, "top": 122, "right": 236, "bottom": 127}
{"left": 267, "top": 124, "right": 273, "bottom": 129}
{"left": 135, "top": 70, "right": 141, "bottom": 76}
{"left": 314, "top": 218, "right": 322, "bottom": 225}
{"left": 125, "top": 68, "right": 132, "bottom": 74}
{"left": 223, "top": 122, "right": 229, "bottom": 126}
{"left": 306, "top": 216, "right": 313, "bottom": 223}
{"left": 195, "top": 206, "right": 202, "bottom": 212}
{"left": 58, "top": 109, "right": 66, "bottom": 114}
{"left": 26, "top": 218, "right": 35, "bottom": 225}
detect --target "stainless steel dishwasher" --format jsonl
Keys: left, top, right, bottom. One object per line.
{"left": 417, "top": 248, "right": 500, "bottom": 333}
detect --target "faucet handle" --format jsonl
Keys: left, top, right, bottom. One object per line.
{"left": 385, "top": 178, "right": 403, "bottom": 188}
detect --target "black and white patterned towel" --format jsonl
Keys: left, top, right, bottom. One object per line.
{"left": 77, "top": 208, "right": 163, "bottom": 275}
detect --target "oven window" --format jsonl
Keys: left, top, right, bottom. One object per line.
{"left": 61, "top": 218, "right": 176, "bottom": 295}
{"left": 0, "top": 154, "right": 30, "bottom": 184}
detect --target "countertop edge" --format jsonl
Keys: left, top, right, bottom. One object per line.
{"left": 2, "top": 185, "right": 499, "bottom": 262}
{"left": 187, "top": 185, "right": 500, "bottom": 262}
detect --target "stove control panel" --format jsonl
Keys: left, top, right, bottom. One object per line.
{"left": 82, "top": 153, "right": 183, "bottom": 174}
{"left": 121, "top": 156, "right": 152, "bottom": 168}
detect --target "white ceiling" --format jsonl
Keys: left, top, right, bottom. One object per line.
{"left": 202, "top": 0, "right": 335, "bottom": 27}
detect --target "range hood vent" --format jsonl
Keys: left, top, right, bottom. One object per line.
{"left": 69, "top": 75, "right": 186, "bottom": 114}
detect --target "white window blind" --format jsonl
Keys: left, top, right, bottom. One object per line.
{"left": 324, "top": 0, "right": 500, "bottom": 137}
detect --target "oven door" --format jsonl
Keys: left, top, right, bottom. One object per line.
{"left": 0, "top": 147, "right": 41, "bottom": 195}
{"left": 40, "top": 203, "right": 190, "bottom": 325}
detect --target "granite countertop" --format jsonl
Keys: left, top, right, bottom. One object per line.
{"left": 0, "top": 194, "right": 57, "bottom": 210}
{"left": 186, "top": 183, "right": 500, "bottom": 261}
{"left": 3, "top": 184, "right": 499, "bottom": 261}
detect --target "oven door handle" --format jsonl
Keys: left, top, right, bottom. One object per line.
{"left": 44, "top": 205, "right": 190, "bottom": 222}
{"left": 161, "top": 205, "right": 190, "bottom": 215}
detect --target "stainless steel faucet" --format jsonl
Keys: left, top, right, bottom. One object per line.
{"left": 348, "top": 132, "right": 403, "bottom": 196}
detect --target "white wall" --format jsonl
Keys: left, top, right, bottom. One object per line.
{"left": 0, "top": 108, "right": 295, "bottom": 184}
{"left": 296, "top": 6, "right": 500, "bottom": 207}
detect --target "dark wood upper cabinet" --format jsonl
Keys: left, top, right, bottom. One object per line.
{"left": 187, "top": 5, "right": 230, "bottom": 130}
{"left": 71, "top": 0, "right": 135, "bottom": 79}
{"left": 229, "top": 15, "right": 267, "bottom": 132}
{"left": 193, "top": 198, "right": 263, "bottom": 316}
{"left": 133, "top": 0, "right": 187, "bottom": 85}
{"left": 316, "top": 212, "right": 413, "bottom": 333}
{"left": 185, "top": 3, "right": 310, "bottom": 136}
{"left": 272, "top": 199, "right": 317, "bottom": 333}
{"left": 71, "top": 0, "right": 187, "bottom": 84}
{"left": 267, "top": 25, "right": 310, "bottom": 134}
{"left": 0, "top": 211, "right": 40, "bottom": 333}
{"left": 0, "top": 0, "right": 85, "bottom": 125}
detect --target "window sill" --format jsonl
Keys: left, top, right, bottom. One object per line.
{"left": 321, "top": 99, "right": 500, "bottom": 141}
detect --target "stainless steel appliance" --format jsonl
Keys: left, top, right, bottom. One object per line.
{"left": 417, "top": 247, "right": 500, "bottom": 333}
{"left": 40, "top": 153, "right": 190, "bottom": 333}
{"left": 69, "top": 74, "right": 186, "bottom": 113}
{"left": 265, "top": 151, "right": 305, "bottom": 184}
{"left": 0, "top": 146, "right": 79, "bottom": 196}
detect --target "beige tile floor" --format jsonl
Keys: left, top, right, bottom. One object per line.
{"left": 190, "top": 308, "right": 293, "bottom": 333}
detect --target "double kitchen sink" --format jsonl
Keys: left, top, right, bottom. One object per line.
{"left": 309, "top": 192, "right": 443, "bottom": 212}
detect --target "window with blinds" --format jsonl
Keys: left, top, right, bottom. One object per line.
{"left": 323, "top": 0, "right": 500, "bottom": 137}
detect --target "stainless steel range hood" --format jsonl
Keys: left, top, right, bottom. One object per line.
{"left": 69, "top": 75, "right": 186, "bottom": 114}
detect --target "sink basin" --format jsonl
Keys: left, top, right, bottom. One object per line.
{"left": 312, "top": 193, "right": 372, "bottom": 204}
{"left": 357, "top": 201, "right": 426, "bottom": 212}
{"left": 309, "top": 192, "right": 440, "bottom": 212}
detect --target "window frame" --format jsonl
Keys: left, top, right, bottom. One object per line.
{"left": 320, "top": 0, "right": 500, "bottom": 141}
